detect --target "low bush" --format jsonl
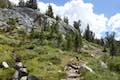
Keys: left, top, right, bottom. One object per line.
{"left": 107, "top": 56, "right": 120, "bottom": 73}
{"left": 0, "top": 0, "right": 10, "bottom": 8}
{"left": 49, "top": 56, "right": 61, "bottom": 65}
{"left": 0, "top": 68, "right": 15, "bottom": 80}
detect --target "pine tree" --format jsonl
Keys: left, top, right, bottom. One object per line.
{"left": 51, "top": 22, "right": 59, "bottom": 34}
{"left": 84, "top": 25, "right": 95, "bottom": 42}
{"left": 46, "top": 5, "right": 54, "bottom": 18}
{"left": 49, "top": 22, "right": 59, "bottom": 39}
{"left": 26, "top": 0, "right": 37, "bottom": 9}
{"left": 66, "top": 33, "right": 73, "bottom": 50}
{"left": 64, "top": 17, "right": 69, "bottom": 25}
{"left": 100, "top": 38, "right": 104, "bottom": 46}
{"left": 19, "top": 0, "right": 25, "bottom": 7}
{"left": 74, "top": 20, "right": 80, "bottom": 32}
{"left": 84, "top": 25, "right": 89, "bottom": 41}
{"left": 57, "top": 33, "right": 63, "bottom": 48}
{"left": 55, "top": 15, "right": 61, "bottom": 21}
{"left": 110, "top": 42, "right": 116, "bottom": 56}
{"left": 73, "top": 20, "right": 82, "bottom": 53}
{"left": 105, "top": 32, "right": 117, "bottom": 56}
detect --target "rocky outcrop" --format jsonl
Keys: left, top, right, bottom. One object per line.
{"left": 0, "top": 7, "right": 75, "bottom": 33}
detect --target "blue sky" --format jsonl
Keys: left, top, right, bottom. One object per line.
{"left": 40, "top": 0, "right": 120, "bottom": 18}
{"left": 84, "top": 0, "right": 120, "bottom": 18}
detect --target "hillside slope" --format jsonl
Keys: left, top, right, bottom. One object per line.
{"left": 0, "top": 32, "right": 119, "bottom": 80}
{"left": 0, "top": 7, "right": 120, "bottom": 80}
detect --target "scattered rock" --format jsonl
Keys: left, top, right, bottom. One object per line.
{"left": 2, "top": 61, "right": 9, "bottom": 68}
{"left": 100, "top": 61, "right": 108, "bottom": 69}
{"left": 80, "top": 64, "right": 95, "bottom": 73}
{"left": 20, "top": 76, "right": 28, "bottom": 80}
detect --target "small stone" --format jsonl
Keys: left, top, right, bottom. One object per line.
{"left": 2, "top": 61, "right": 9, "bottom": 68}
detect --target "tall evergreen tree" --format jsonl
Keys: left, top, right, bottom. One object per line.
{"left": 66, "top": 33, "right": 73, "bottom": 50}
{"left": 73, "top": 20, "right": 82, "bottom": 53}
{"left": 84, "top": 25, "right": 95, "bottom": 42}
{"left": 64, "top": 17, "right": 69, "bottom": 25}
{"left": 50, "top": 22, "right": 59, "bottom": 39}
{"left": 100, "top": 38, "right": 104, "bottom": 46}
{"left": 55, "top": 15, "right": 61, "bottom": 21}
{"left": 26, "top": 0, "right": 37, "bottom": 9}
{"left": 46, "top": 5, "right": 54, "bottom": 18}
{"left": 19, "top": 0, "right": 25, "bottom": 7}
{"left": 57, "top": 33, "right": 63, "bottom": 48}
{"left": 74, "top": 20, "right": 80, "bottom": 32}
{"left": 105, "top": 32, "right": 117, "bottom": 56}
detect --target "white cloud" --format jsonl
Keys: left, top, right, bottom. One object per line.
{"left": 108, "top": 13, "right": 120, "bottom": 31}
{"left": 108, "top": 13, "right": 120, "bottom": 40}
{"left": 9, "top": 0, "right": 28, "bottom": 4}
{"left": 9, "top": 0, "right": 19, "bottom": 4}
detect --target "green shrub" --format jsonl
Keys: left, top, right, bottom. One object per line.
{"left": 0, "top": 35, "right": 19, "bottom": 46}
{"left": 20, "top": 43, "right": 36, "bottom": 50}
{"left": 49, "top": 56, "right": 61, "bottom": 65}
{"left": 7, "top": 18, "right": 16, "bottom": 31}
{"left": 7, "top": 19, "right": 16, "bottom": 26}
{"left": 41, "top": 39, "right": 49, "bottom": 45}
{"left": 84, "top": 71, "right": 119, "bottom": 80}
{"left": 33, "top": 46, "right": 48, "bottom": 54}
{"left": 84, "top": 72, "right": 98, "bottom": 80}
{"left": 0, "top": 0, "right": 10, "bottom": 8}
{"left": 0, "top": 68, "right": 15, "bottom": 80}
{"left": 107, "top": 57, "right": 120, "bottom": 73}
{"left": 16, "top": 49, "right": 38, "bottom": 60}
{"left": 58, "top": 71, "right": 66, "bottom": 79}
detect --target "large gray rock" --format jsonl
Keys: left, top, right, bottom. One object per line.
{"left": 0, "top": 7, "right": 75, "bottom": 33}
{"left": 0, "top": 8, "right": 36, "bottom": 32}
{"left": 2, "top": 61, "right": 9, "bottom": 68}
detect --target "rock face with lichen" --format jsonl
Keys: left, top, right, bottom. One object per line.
{"left": 0, "top": 7, "right": 74, "bottom": 33}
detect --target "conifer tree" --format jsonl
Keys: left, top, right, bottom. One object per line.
{"left": 100, "top": 38, "right": 104, "bottom": 46}
{"left": 64, "top": 17, "right": 69, "bottom": 25}
{"left": 84, "top": 25, "right": 95, "bottom": 42}
{"left": 19, "top": 0, "right": 25, "bottom": 7}
{"left": 57, "top": 33, "right": 63, "bottom": 48}
{"left": 46, "top": 5, "right": 54, "bottom": 18}
{"left": 105, "top": 32, "right": 117, "bottom": 56}
{"left": 55, "top": 15, "right": 61, "bottom": 21}
{"left": 26, "top": 0, "right": 37, "bottom": 9}
{"left": 66, "top": 33, "right": 73, "bottom": 50}
{"left": 73, "top": 20, "right": 82, "bottom": 53}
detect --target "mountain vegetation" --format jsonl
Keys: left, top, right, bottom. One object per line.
{"left": 0, "top": 0, "right": 11, "bottom": 8}
{"left": 0, "top": 0, "right": 120, "bottom": 80}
